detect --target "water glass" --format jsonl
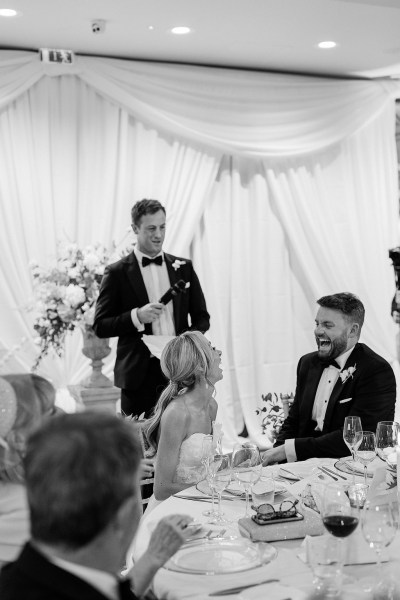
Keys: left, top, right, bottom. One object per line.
{"left": 306, "top": 534, "right": 344, "bottom": 597}
{"left": 251, "top": 476, "right": 275, "bottom": 508}
{"left": 343, "top": 416, "right": 362, "bottom": 482}
{"left": 356, "top": 431, "right": 376, "bottom": 486}
{"left": 346, "top": 483, "right": 369, "bottom": 510}
{"left": 232, "top": 443, "right": 262, "bottom": 517}
{"left": 376, "top": 421, "right": 399, "bottom": 462}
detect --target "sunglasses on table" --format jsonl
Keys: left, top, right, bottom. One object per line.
{"left": 251, "top": 499, "right": 299, "bottom": 523}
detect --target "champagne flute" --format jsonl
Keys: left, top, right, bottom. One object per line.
{"left": 322, "top": 483, "right": 359, "bottom": 539}
{"left": 343, "top": 416, "right": 362, "bottom": 480}
{"left": 232, "top": 443, "right": 262, "bottom": 517}
{"left": 208, "top": 453, "right": 231, "bottom": 525}
{"left": 356, "top": 431, "right": 376, "bottom": 486}
{"left": 361, "top": 501, "right": 397, "bottom": 597}
{"left": 376, "top": 421, "right": 399, "bottom": 463}
{"left": 201, "top": 435, "right": 217, "bottom": 518}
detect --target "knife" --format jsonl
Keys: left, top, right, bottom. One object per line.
{"left": 174, "top": 494, "right": 234, "bottom": 502}
{"left": 318, "top": 466, "right": 338, "bottom": 481}
{"left": 208, "top": 578, "right": 280, "bottom": 596}
{"left": 320, "top": 465, "right": 347, "bottom": 481}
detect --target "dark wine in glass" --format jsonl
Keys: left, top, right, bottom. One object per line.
{"left": 322, "top": 514, "right": 359, "bottom": 538}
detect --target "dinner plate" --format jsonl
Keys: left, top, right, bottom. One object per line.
{"left": 163, "top": 538, "right": 276, "bottom": 575}
{"left": 196, "top": 479, "right": 287, "bottom": 499}
{"left": 334, "top": 458, "right": 376, "bottom": 478}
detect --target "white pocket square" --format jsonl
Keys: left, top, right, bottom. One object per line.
{"left": 339, "top": 397, "right": 352, "bottom": 404}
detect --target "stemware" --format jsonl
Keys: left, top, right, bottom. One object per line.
{"left": 376, "top": 421, "right": 399, "bottom": 463}
{"left": 356, "top": 431, "right": 376, "bottom": 486}
{"left": 361, "top": 501, "right": 397, "bottom": 597}
{"left": 232, "top": 443, "right": 262, "bottom": 517}
{"left": 207, "top": 453, "right": 232, "bottom": 524}
{"left": 322, "top": 483, "right": 359, "bottom": 538}
{"left": 201, "top": 435, "right": 217, "bottom": 518}
{"left": 343, "top": 416, "right": 362, "bottom": 480}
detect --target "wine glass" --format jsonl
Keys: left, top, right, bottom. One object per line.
{"left": 201, "top": 435, "right": 217, "bottom": 518}
{"left": 343, "top": 416, "right": 362, "bottom": 480}
{"left": 356, "top": 431, "right": 376, "bottom": 486}
{"left": 207, "top": 453, "right": 231, "bottom": 524}
{"left": 361, "top": 501, "right": 397, "bottom": 597}
{"left": 232, "top": 443, "right": 262, "bottom": 517}
{"left": 322, "top": 483, "right": 359, "bottom": 539}
{"left": 376, "top": 421, "right": 399, "bottom": 464}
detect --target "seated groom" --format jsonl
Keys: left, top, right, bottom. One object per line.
{"left": 0, "top": 412, "right": 192, "bottom": 600}
{"left": 262, "top": 292, "right": 396, "bottom": 464}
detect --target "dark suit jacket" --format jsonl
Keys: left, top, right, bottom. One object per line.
{"left": 93, "top": 251, "right": 210, "bottom": 390}
{"left": 0, "top": 542, "right": 138, "bottom": 600}
{"left": 275, "top": 343, "right": 396, "bottom": 461}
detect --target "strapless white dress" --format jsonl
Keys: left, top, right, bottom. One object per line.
{"left": 144, "top": 433, "right": 207, "bottom": 514}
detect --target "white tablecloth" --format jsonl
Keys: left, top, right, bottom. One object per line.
{"left": 131, "top": 458, "right": 400, "bottom": 600}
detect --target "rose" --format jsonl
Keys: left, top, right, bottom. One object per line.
{"left": 64, "top": 284, "right": 86, "bottom": 308}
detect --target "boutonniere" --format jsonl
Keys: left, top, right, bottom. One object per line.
{"left": 172, "top": 259, "right": 186, "bottom": 271}
{"left": 339, "top": 364, "right": 356, "bottom": 384}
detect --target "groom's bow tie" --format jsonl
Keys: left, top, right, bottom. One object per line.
{"left": 142, "top": 255, "right": 163, "bottom": 267}
{"left": 320, "top": 358, "right": 340, "bottom": 370}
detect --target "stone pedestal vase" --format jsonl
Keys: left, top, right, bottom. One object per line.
{"left": 80, "top": 326, "right": 113, "bottom": 388}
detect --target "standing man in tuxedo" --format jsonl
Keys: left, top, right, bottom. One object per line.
{"left": 93, "top": 199, "right": 210, "bottom": 418}
{"left": 262, "top": 292, "right": 396, "bottom": 463}
{"left": 0, "top": 412, "right": 192, "bottom": 600}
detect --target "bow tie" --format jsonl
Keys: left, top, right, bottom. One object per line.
{"left": 320, "top": 358, "right": 340, "bottom": 370}
{"left": 142, "top": 255, "right": 163, "bottom": 267}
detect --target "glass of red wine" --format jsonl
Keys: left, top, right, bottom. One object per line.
{"left": 322, "top": 483, "right": 359, "bottom": 539}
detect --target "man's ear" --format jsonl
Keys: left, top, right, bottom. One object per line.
{"left": 132, "top": 223, "right": 138, "bottom": 235}
{"left": 349, "top": 322, "right": 360, "bottom": 338}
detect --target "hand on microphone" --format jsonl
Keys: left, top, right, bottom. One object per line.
{"left": 137, "top": 302, "right": 164, "bottom": 324}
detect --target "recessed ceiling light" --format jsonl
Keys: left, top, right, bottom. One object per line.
{"left": 0, "top": 8, "right": 19, "bottom": 17}
{"left": 148, "top": 25, "right": 154, "bottom": 31}
{"left": 318, "top": 41, "right": 337, "bottom": 49}
{"left": 170, "top": 26, "right": 192, "bottom": 35}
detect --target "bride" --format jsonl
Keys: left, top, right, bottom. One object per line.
{"left": 144, "top": 330, "right": 222, "bottom": 503}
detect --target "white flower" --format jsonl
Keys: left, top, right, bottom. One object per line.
{"left": 83, "top": 252, "right": 100, "bottom": 271}
{"left": 82, "top": 306, "right": 95, "bottom": 326}
{"left": 64, "top": 284, "right": 86, "bottom": 308}
{"left": 339, "top": 364, "right": 356, "bottom": 384}
{"left": 172, "top": 259, "right": 186, "bottom": 271}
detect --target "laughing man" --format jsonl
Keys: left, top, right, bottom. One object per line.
{"left": 262, "top": 292, "right": 396, "bottom": 464}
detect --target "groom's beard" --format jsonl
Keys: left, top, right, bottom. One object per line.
{"left": 316, "top": 331, "right": 348, "bottom": 361}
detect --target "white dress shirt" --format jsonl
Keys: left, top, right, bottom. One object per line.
{"left": 130, "top": 247, "right": 176, "bottom": 336}
{"left": 285, "top": 345, "right": 355, "bottom": 462}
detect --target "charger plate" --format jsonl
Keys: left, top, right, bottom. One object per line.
{"left": 334, "top": 458, "right": 373, "bottom": 478}
{"left": 163, "top": 538, "right": 276, "bottom": 575}
{"left": 196, "top": 479, "right": 287, "bottom": 499}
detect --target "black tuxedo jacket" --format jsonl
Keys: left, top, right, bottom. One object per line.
{"left": 0, "top": 542, "right": 138, "bottom": 600}
{"left": 275, "top": 343, "right": 396, "bottom": 460}
{"left": 93, "top": 251, "right": 210, "bottom": 390}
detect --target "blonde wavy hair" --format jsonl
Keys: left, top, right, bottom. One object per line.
{"left": 145, "top": 331, "right": 216, "bottom": 452}
{"left": 0, "top": 374, "right": 56, "bottom": 483}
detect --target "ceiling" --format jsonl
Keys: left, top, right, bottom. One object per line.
{"left": 2, "top": 0, "right": 400, "bottom": 79}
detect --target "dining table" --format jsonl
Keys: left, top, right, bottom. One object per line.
{"left": 130, "top": 457, "right": 400, "bottom": 600}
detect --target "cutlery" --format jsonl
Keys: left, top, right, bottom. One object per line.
{"left": 208, "top": 578, "right": 280, "bottom": 596}
{"left": 318, "top": 466, "right": 338, "bottom": 481}
{"left": 175, "top": 494, "right": 234, "bottom": 502}
{"left": 320, "top": 465, "right": 347, "bottom": 481}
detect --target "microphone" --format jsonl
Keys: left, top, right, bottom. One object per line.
{"left": 159, "top": 280, "right": 187, "bottom": 305}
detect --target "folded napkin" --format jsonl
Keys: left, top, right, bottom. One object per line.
{"left": 238, "top": 506, "right": 324, "bottom": 542}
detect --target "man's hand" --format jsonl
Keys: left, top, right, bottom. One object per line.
{"left": 261, "top": 445, "right": 287, "bottom": 466}
{"left": 137, "top": 302, "right": 164, "bottom": 324}
{"left": 145, "top": 514, "right": 192, "bottom": 567}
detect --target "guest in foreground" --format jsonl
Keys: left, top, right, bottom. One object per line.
{"left": 0, "top": 412, "right": 191, "bottom": 600}
{"left": 144, "top": 331, "right": 222, "bottom": 505}
{"left": 93, "top": 198, "right": 210, "bottom": 419}
{"left": 0, "top": 374, "right": 56, "bottom": 567}
{"left": 262, "top": 292, "right": 396, "bottom": 464}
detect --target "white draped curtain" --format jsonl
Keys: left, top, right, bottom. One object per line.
{"left": 0, "top": 51, "right": 399, "bottom": 446}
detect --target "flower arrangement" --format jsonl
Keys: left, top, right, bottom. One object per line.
{"left": 256, "top": 392, "right": 286, "bottom": 441}
{"left": 30, "top": 242, "right": 131, "bottom": 369}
